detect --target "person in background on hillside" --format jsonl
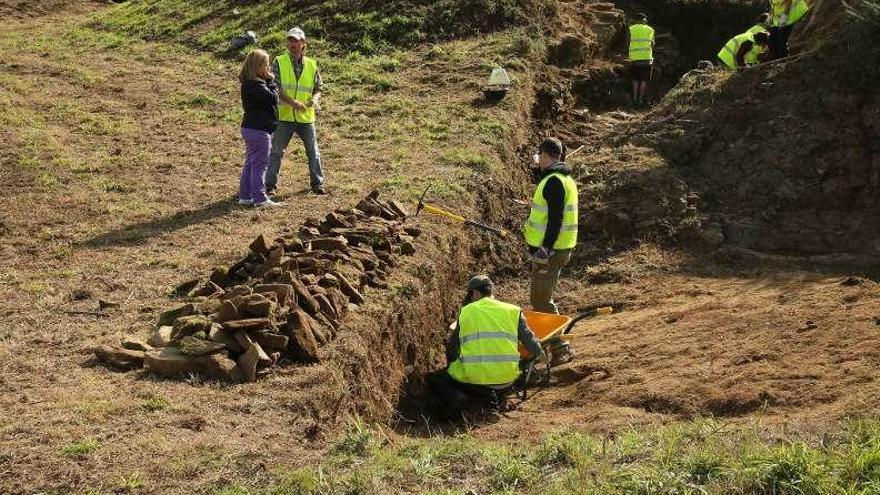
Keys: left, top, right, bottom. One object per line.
{"left": 524, "top": 138, "right": 579, "bottom": 314}
{"left": 265, "top": 27, "right": 326, "bottom": 196}
{"left": 768, "top": 0, "right": 810, "bottom": 59}
{"left": 427, "top": 275, "right": 544, "bottom": 416}
{"left": 627, "top": 13, "right": 655, "bottom": 106}
{"left": 748, "top": 12, "right": 772, "bottom": 35}
{"left": 238, "top": 49, "right": 282, "bottom": 208}
{"left": 717, "top": 31, "right": 771, "bottom": 69}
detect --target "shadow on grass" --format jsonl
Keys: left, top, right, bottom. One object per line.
{"left": 74, "top": 197, "right": 240, "bottom": 249}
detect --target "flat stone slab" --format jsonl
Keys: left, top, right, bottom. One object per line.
{"left": 94, "top": 345, "right": 145, "bottom": 370}
{"left": 222, "top": 318, "right": 270, "bottom": 332}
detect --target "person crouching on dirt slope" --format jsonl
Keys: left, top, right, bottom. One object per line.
{"left": 427, "top": 275, "right": 544, "bottom": 417}
{"left": 524, "top": 138, "right": 579, "bottom": 314}
{"left": 238, "top": 49, "right": 282, "bottom": 208}
{"left": 627, "top": 13, "right": 655, "bottom": 106}
{"left": 768, "top": 0, "right": 810, "bottom": 59}
{"left": 748, "top": 12, "right": 772, "bottom": 36}
{"left": 717, "top": 31, "right": 771, "bottom": 69}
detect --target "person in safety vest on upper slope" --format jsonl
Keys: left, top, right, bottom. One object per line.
{"left": 717, "top": 31, "right": 771, "bottom": 69}
{"left": 768, "top": 0, "right": 810, "bottom": 59}
{"left": 748, "top": 12, "right": 772, "bottom": 35}
{"left": 427, "top": 275, "right": 544, "bottom": 417}
{"left": 627, "top": 13, "right": 655, "bottom": 106}
{"left": 524, "top": 138, "right": 579, "bottom": 315}
{"left": 266, "top": 27, "right": 326, "bottom": 196}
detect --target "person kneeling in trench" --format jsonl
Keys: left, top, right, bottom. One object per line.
{"left": 427, "top": 275, "right": 544, "bottom": 417}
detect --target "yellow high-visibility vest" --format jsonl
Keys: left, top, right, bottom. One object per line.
{"left": 746, "top": 23, "right": 769, "bottom": 35}
{"left": 523, "top": 172, "right": 579, "bottom": 250}
{"left": 447, "top": 298, "right": 522, "bottom": 386}
{"left": 718, "top": 32, "right": 762, "bottom": 68}
{"left": 629, "top": 24, "right": 655, "bottom": 62}
{"left": 276, "top": 54, "right": 317, "bottom": 123}
{"left": 770, "top": 0, "right": 809, "bottom": 26}
{"left": 744, "top": 25, "right": 769, "bottom": 64}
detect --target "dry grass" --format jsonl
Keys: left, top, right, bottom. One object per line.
{"left": 0, "top": 3, "right": 534, "bottom": 493}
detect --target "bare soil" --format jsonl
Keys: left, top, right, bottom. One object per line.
{"left": 470, "top": 255, "right": 880, "bottom": 441}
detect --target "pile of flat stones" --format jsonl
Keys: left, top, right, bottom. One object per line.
{"left": 94, "top": 191, "right": 419, "bottom": 382}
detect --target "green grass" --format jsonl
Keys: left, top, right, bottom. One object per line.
{"left": 202, "top": 417, "right": 880, "bottom": 494}
{"left": 62, "top": 438, "right": 101, "bottom": 456}
{"left": 442, "top": 147, "right": 497, "bottom": 174}
{"left": 141, "top": 393, "right": 171, "bottom": 412}
{"left": 92, "top": 0, "right": 549, "bottom": 57}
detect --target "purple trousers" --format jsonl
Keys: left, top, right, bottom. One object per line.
{"left": 239, "top": 127, "right": 271, "bottom": 204}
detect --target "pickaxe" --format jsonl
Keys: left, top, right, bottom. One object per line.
{"left": 414, "top": 185, "right": 507, "bottom": 237}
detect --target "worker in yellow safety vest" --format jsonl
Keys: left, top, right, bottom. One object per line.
{"left": 746, "top": 14, "right": 772, "bottom": 64}
{"left": 266, "top": 27, "right": 326, "bottom": 196}
{"left": 768, "top": 0, "right": 810, "bottom": 59}
{"left": 717, "top": 31, "right": 771, "bottom": 69}
{"left": 427, "top": 275, "right": 544, "bottom": 417}
{"left": 524, "top": 138, "right": 579, "bottom": 314}
{"left": 748, "top": 12, "right": 772, "bottom": 35}
{"left": 627, "top": 13, "right": 655, "bottom": 106}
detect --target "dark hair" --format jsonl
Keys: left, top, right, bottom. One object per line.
{"left": 539, "top": 137, "right": 565, "bottom": 160}
{"left": 757, "top": 12, "right": 770, "bottom": 24}
{"left": 754, "top": 32, "right": 770, "bottom": 44}
{"left": 467, "top": 275, "right": 494, "bottom": 295}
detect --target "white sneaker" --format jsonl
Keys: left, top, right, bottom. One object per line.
{"left": 255, "top": 199, "right": 284, "bottom": 208}
{"left": 238, "top": 198, "right": 254, "bottom": 205}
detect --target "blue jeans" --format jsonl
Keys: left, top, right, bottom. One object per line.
{"left": 266, "top": 121, "right": 323, "bottom": 190}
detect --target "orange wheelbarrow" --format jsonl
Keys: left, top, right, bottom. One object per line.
{"left": 514, "top": 306, "right": 613, "bottom": 399}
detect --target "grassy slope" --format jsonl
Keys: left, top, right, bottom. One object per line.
{"left": 0, "top": 1, "right": 535, "bottom": 493}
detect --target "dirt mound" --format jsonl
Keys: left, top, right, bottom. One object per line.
{"left": 462, "top": 269, "right": 880, "bottom": 440}
{"left": 548, "top": 0, "right": 880, "bottom": 263}
{"left": 617, "top": 3, "right": 880, "bottom": 258}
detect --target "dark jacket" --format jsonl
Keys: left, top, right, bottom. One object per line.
{"left": 240, "top": 78, "right": 279, "bottom": 133}
{"left": 536, "top": 162, "right": 574, "bottom": 250}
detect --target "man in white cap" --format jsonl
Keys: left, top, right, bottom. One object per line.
{"left": 266, "top": 27, "right": 326, "bottom": 196}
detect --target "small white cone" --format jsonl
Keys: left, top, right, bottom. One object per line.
{"left": 487, "top": 67, "right": 512, "bottom": 87}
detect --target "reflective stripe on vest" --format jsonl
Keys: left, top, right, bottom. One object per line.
{"left": 718, "top": 32, "right": 760, "bottom": 68}
{"left": 746, "top": 24, "right": 769, "bottom": 35}
{"left": 523, "top": 172, "right": 579, "bottom": 250}
{"left": 771, "top": 0, "right": 809, "bottom": 25}
{"left": 447, "top": 298, "right": 522, "bottom": 386}
{"left": 629, "top": 24, "right": 655, "bottom": 62}
{"left": 277, "top": 54, "right": 317, "bottom": 123}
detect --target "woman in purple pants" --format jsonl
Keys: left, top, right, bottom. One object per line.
{"left": 238, "top": 49, "right": 282, "bottom": 208}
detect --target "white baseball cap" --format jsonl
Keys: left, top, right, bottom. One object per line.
{"left": 286, "top": 27, "right": 306, "bottom": 40}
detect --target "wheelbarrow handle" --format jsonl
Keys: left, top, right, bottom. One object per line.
{"left": 561, "top": 306, "right": 613, "bottom": 335}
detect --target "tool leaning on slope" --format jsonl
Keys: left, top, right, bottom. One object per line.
{"left": 413, "top": 184, "right": 507, "bottom": 237}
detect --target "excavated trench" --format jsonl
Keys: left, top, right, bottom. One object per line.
{"left": 370, "top": 0, "right": 879, "bottom": 428}
{"left": 539, "top": 0, "right": 763, "bottom": 113}
{"left": 386, "top": 0, "right": 772, "bottom": 424}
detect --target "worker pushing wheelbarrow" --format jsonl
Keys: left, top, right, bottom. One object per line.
{"left": 426, "top": 275, "right": 613, "bottom": 419}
